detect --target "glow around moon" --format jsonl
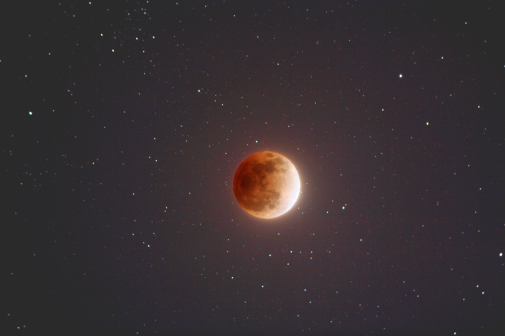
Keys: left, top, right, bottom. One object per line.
{"left": 233, "top": 151, "right": 300, "bottom": 219}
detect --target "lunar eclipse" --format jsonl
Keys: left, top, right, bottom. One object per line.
{"left": 6, "top": 1, "right": 501, "bottom": 334}
{"left": 233, "top": 151, "right": 300, "bottom": 219}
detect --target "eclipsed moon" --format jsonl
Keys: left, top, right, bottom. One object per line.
{"left": 233, "top": 151, "right": 300, "bottom": 219}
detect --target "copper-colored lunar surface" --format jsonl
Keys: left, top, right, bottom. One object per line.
{"left": 233, "top": 151, "right": 300, "bottom": 219}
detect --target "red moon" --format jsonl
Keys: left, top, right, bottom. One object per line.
{"left": 233, "top": 151, "right": 301, "bottom": 219}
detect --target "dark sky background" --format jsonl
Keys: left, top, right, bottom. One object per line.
{"left": 2, "top": 0, "right": 504, "bottom": 335}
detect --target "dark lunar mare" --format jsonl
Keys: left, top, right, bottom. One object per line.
{"left": 234, "top": 155, "right": 284, "bottom": 213}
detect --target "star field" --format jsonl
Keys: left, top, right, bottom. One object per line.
{"left": 2, "top": 1, "right": 504, "bottom": 335}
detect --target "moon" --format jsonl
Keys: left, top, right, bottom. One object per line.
{"left": 233, "top": 151, "right": 301, "bottom": 219}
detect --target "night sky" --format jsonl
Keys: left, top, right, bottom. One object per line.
{"left": 3, "top": 1, "right": 504, "bottom": 335}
